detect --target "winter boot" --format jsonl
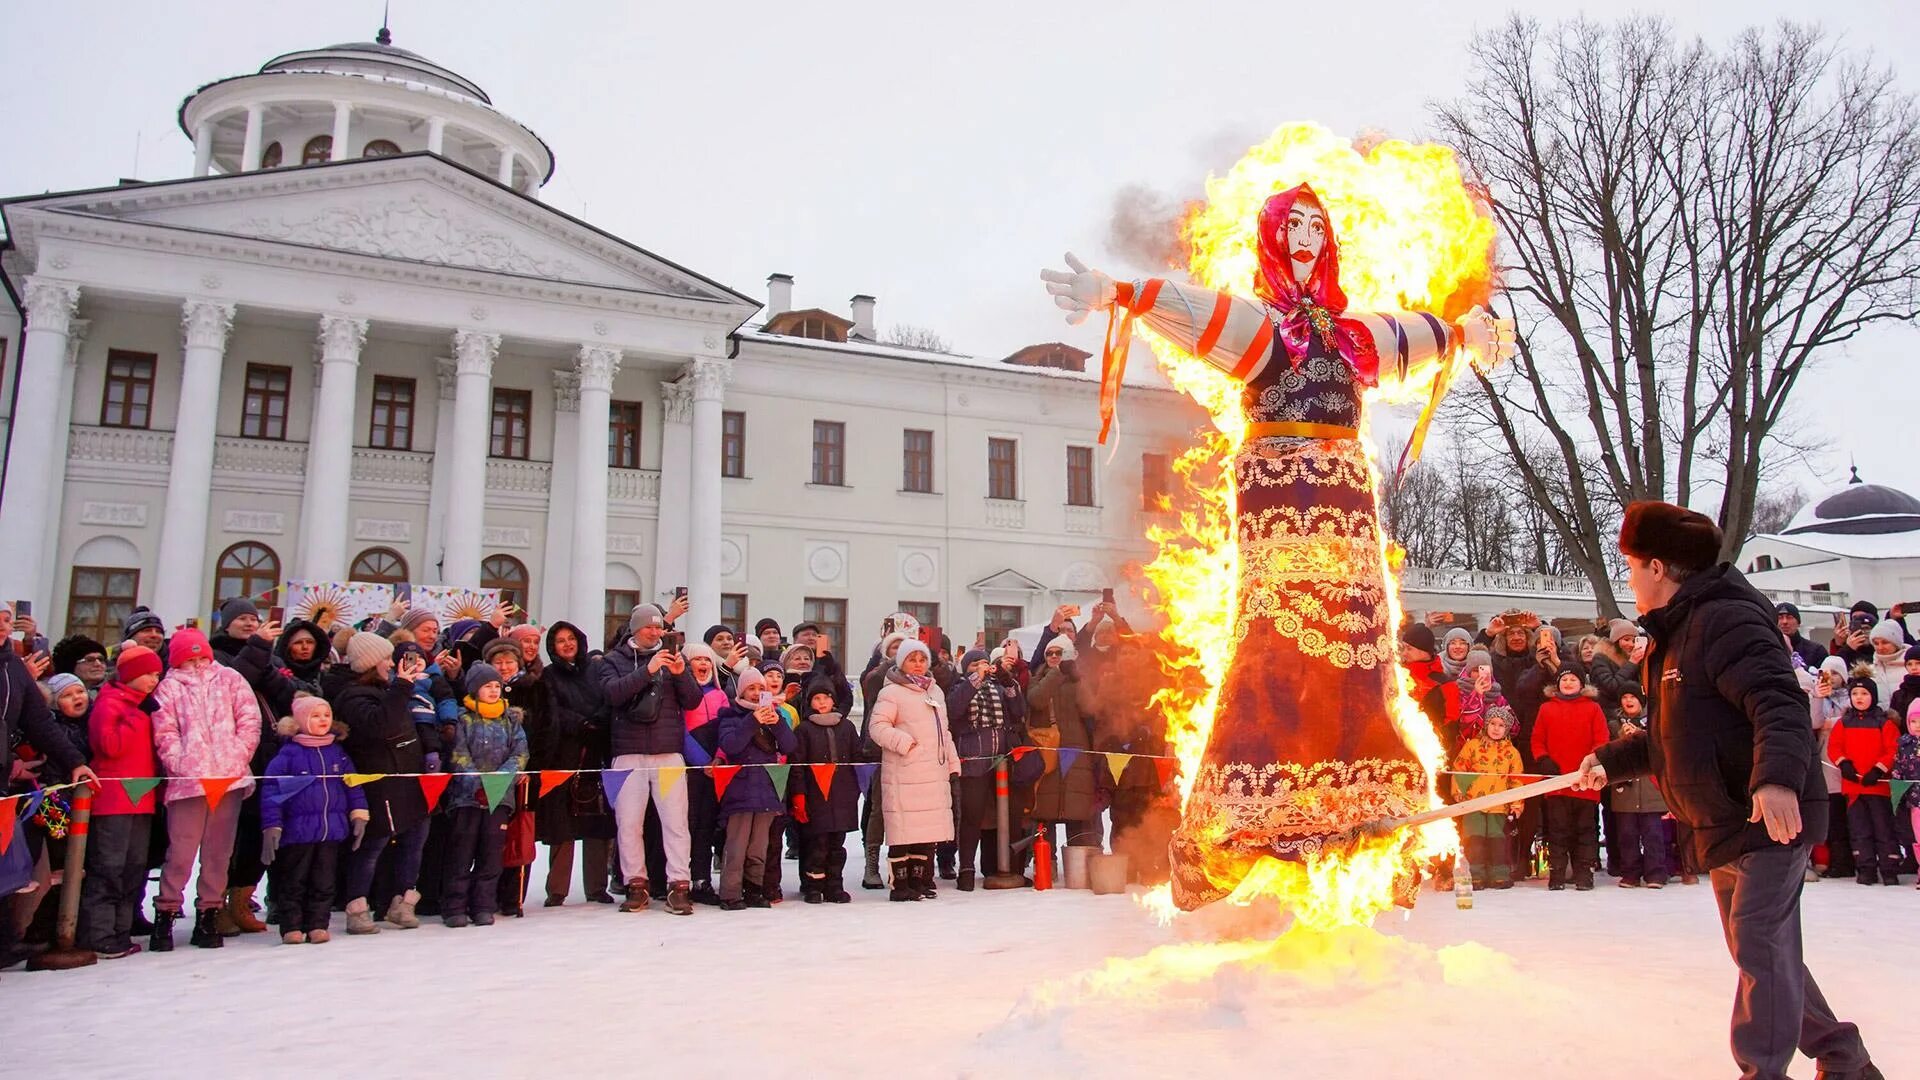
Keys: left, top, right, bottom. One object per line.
{"left": 281, "top": 930, "right": 306, "bottom": 945}
{"left": 307, "top": 929, "right": 331, "bottom": 943}
{"left": 620, "top": 878, "right": 650, "bottom": 913}
{"left": 384, "top": 889, "right": 422, "bottom": 929}
{"left": 744, "top": 883, "right": 772, "bottom": 909}
{"left": 443, "top": 913, "right": 472, "bottom": 928}
{"left": 936, "top": 846, "right": 956, "bottom": 880}
{"left": 666, "top": 882, "right": 694, "bottom": 916}
{"left": 149, "top": 909, "right": 178, "bottom": 953}
{"left": 862, "top": 846, "right": 885, "bottom": 890}
{"left": 888, "top": 858, "right": 919, "bottom": 902}
{"left": 802, "top": 877, "right": 825, "bottom": 904}
{"left": 690, "top": 880, "right": 721, "bottom": 907}
{"left": 472, "top": 912, "right": 495, "bottom": 926}
{"left": 345, "top": 898, "right": 380, "bottom": 935}
{"left": 189, "top": 908, "right": 225, "bottom": 948}
{"left": 957, "top": 869, "right": 977, "bottom": 893}
{"left": 223, "top": 887, "right": 267, "bottom": 934}
{"left": 916, "top": 857, "right": 938, "bottom": 900}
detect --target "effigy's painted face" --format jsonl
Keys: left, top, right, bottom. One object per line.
{"left": 1283, "top": 201, "right": 1328, "bottom": 286}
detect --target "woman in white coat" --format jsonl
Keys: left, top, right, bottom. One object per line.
{"left": 866, "top": 640, "right": 960, "bottom": 901}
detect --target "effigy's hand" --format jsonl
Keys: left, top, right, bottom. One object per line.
{"left": 1460, "top": 305, "right": 1517, "bottom": 372}
{"left": 1040, "top": 253, "right": 1117, "bottom": 327}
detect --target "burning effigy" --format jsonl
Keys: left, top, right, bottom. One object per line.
{"left": 1043, "top": 123, "right": 1515, "bottom": 929}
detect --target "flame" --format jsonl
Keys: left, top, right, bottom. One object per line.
{"left": 1137, "top": 122, "right": 1495, "bottom": 929}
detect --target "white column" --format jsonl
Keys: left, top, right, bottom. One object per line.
{"left": 297, "top": 314, "right": 367, "bottom": 580}
{"left": 0, "top": 278, "right": 80, "bottom": 614}
{"left": 571, "top": 345, "right": 621, "bottom": 629}
{"left": 424, "top": 358, "right": 457, "bottom": 584}
{"left": 540, "top": 371, "right": 580, "bottom": 628}
{"left": 497, "top": 146, "right": 516, "bottom": 186}
{"left": 152, "top": 298, "right": 235, "bottom": 623}
{"left": 330, "top": 101, "right": 353, "bottom": 162}
{"left": 427, "top": 116, "right": 447, "bottom": 155}
{"left": 441, "top": 329, "right": 498, "bottom": 588}
{"left": 40, "top": 318, "right": 88, "bottom": 606}
{"left": 193, "top": 122, "right": 215, "bottom": 176}
{"left": 652, "top": 379, "right": 693, "bottom": 608}
{"left": 685, "top": 357, "right": 731, "bottom": 631}
{"left": 240, "top": 104, "right": 263, "bottom": 172}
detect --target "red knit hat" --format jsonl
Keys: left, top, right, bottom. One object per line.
{"left": 168, "top": 627, "right": 212, "bottom": 668}
{"left": 115, "top": 644, "right": 162, "bottom": 683}
{"left": 1618, "top": 501, "right": 1723, "bottom": 573}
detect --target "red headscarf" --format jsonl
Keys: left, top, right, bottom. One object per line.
{"left": 1253, "top": 184, "right": 1378, "bottom": 384}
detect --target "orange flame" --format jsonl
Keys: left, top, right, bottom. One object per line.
{"left": 1138, "top": 122, "right": 1495, "bottom": 929}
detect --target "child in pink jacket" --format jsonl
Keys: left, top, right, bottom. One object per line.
{"left": 150, "top": 628, "right": 262, "bottom": 951}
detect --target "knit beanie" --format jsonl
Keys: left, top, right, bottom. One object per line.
{"left": 1607, "top": 618, "right": 1639, "bottom": 643}
{"left": 1869, "top": 619, "right": 1903, "bottom": 646}
{"left": 122, "top": 606, "right": 165, "bottom": 639}
{"left": 1461, "top": 650, "right": 1492, "bottom": 681}
{"left": 464, "top": 662, "right": 503, "bottom": 697}
{"left": 45, "top": 673, "right": 84, "bottom": 699}
{"left": 1618, "top": 501, "right": 1723, "bottom": 573}
{"left": 1444, "top": 627, "right": 1473, "bottom": 650}
{"left": 1819, "top": 655, "right": 1849, "bottom": 680}
{"left": 754, "top": 618, "right": 781, "bottom": 637}
{"left": 1483, "top": 703, "right": 1517, "bottom": 734}
{"left": 217, "top": 597, "right": 259, "bottom": 628}
{"left": 734, "top": 665, "right": 769, "bottom": 709}
{"left": 1044, "top": 636, "right": 1078, "bottom": 661}
{"left": 1907, "top": 644, "right": 1920, "bottom": 664}
{"left": 399, "top": 608, "right": 438, "bottom": 636}
{"left": 168, "top": 628, "right": 212, "bottom": 667}
{"left": 347, "top": 631, "right": 395, "bottom": 674}
{"left": 1846, "top": 675, "right": 1880, "bottom": 707}
{"left": 960, "top": 648, "right": 989, "bottom": 671}
{"left": 1775, "top": 602, "right": 1802, "bottom": 621}
{"left": 114, "top": 645, "right": 162, "bottom": 684}
{"left": 1400, "top": 623, "right": 1438, "bottom": 655}
{"left": 683, "top": 642, "right": 721, "bottom": 682}
{"left": 894, "top": 640, "right": 931, "bottom": 671}
{"left": 780, "top": 643, "right": 815, "bottom": 669}
{"left": 482, "top": 639, "right": 522, "bottom": 668}
{"left": 630, "top": 604, "right": 665, "bottom": 632}
{"left": 290, "top": 695, "right": 331, "bottom": 730}
{"left": 1851, "top": 601, "right": 1879, "bottom": 619}
{"left": 703, "top": 624, "right": 734, "bottom": 645}
{"left": 507, "top": 623, "right": 543, "bottom": 646}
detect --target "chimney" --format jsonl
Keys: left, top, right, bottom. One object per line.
{"left": 849, "top": 294, "right": 876, "bottom": 341}
{"left": 767, "top": 273, "right": 793, "bottom": 317}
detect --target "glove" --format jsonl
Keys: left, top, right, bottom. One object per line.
{"left": 261, "top": 826, "right": 282, "bottom": 866}
{"left": 1535, "top": 756, "right": 1560, "bottom": 776}
{"left": 424, "top": 752, "right": 441, "bottom": 773}
{"left": 1040, "top": 253, "right": 1118, "bottom": 327}
{"left": 1861, "top": 764, "right": 1889, "bottom": 786}
{"left": 1838, "top": 760, "right": 1860, "bottom": 783}
{"left": 351, "top": 817, "right": 368, "bottom": 850}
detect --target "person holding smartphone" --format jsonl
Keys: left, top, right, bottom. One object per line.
{"left": 597, "top": 603, "right": 704, "bottom": 915}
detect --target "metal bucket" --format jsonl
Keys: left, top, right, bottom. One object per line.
{"left": 1062, "top": 844, "right": 1097, "bottom": 890}
{"left": 1088, "top": 852, "right": 1130, "bottom": 895}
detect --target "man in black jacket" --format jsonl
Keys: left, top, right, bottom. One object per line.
{"left": 1576, "top": 502, "right": 1877, "bottom": 1080}
{"left": 598, "top": 603, "right": 703, "bottom": 915}
{"left": 1775, "top": 603, "right": 1829, "bottom": 670}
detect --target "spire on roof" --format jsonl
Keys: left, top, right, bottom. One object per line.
{"left": 376, "top": 3, "right": 393, "bottom": 46}
{"left": 1849, "top": 462, "right": 1862, "bottom": 485}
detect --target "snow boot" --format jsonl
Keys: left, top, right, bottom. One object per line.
{"left": 665, "top": 882, "right": 694, "bottom": 916}
{"left": 148, "top": 909, "right": 177, "bottom": 953}
{"left": 936, "top": 847, "right": 956, "bottom": 880}
{"left": 862, "top": 847, "right": 885, "bottom": 890}
{"left": 385, "top": 889, "right": 422, "bottom": 929}
{"left": 281, "top": 930, "right": 306, "bottom": 945}
{"left": 472, "top": 912, "right": 495, "bottom": 926}
{"left": 221, "top": 887, "right": 267, "bottom": 934}
{"left": 690, "top": 880, "right": 721, "bottom": 906}
{"left": 888, "top": 859, "right": 919, "bottom": 902}
{"left": 443, "top": 913, "right": 472, "bottom": 928}
{"left": 620, "top": 878, "right": 650, "bottom": 912}
{"left": 308, "top": 929, "right": 331, "bottom": 943}
{"left": 916, "top": 857, "right": 938, "bottom": 900}
{"left": 345, "top": 898, "right": 380, "bottom": 935}
{"left": 957, "top": 870, "right": 977, "bottom": 893}
{"left": 189, "top": 908, "right": 225, "bottom": 948}
{"left": 744, "top": 883, "right": 771, "bottom": 909}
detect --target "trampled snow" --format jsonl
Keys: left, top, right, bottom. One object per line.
{"left": 4, "top": 844, "right": 1912, "bottom": 1078}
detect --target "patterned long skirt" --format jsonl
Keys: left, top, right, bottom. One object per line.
{"left": 1168, "top": 436, "right": 1428, "bottom": 911}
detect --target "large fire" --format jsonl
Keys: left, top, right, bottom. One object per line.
{"left": 1137, "top": 122, "right": 1496, "bottom": 929}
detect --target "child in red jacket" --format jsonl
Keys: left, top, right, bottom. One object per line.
{"left": 80, "top": 646, "right": 165, "bottom": 958}
{"left": 1827, "top": 674, "right": 1901, "bottom": 886}
{"left": 1531, "top": 668, "right": 1610, "bottom": 891}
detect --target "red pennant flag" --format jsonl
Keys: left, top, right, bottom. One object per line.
{"left": 539, "top": 770, "right": 573, "bottom": 798}
{"left": 1010, "top": 746, "right": 1033, "bottom": 762}
{"left": 711, "top": 764, "right": 742, "bottom": 801}
{"left": 810, "top": 763, "right": 836, "bottom": 799}
{"left": 199, "top": 776, "right": 240, "bottom": 811}
{"left": 0, "top": 795, "right": 16, "bottom": 856}
{"left": 1154, "top": 756, "right": 1178, "bottom": 791}
{"left": 419, "top": 773, "right": 453, "bottom": 812}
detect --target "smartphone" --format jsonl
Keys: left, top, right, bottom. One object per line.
{"left": 663, "top": 631, "right": 685, "bottom": 654}
{"left": 883, "top": 616, "right": 896, "bottom": 635}
{"left": 919, "top": 625, "right": 938, "bottom": 649}
{"left": 395, "top": 582, "right": 413, "bottom": 604}
{"left": 974, "top": 630, "right": 987, "bottom": 649}
{"left": 269, "top": 606, "right": 286, "bottom": 624}
{"left": 1848, "top": 612, "right": 1874, "bottom": 633}
{"left": 758, "top": 690, "right": 774, "bottom": 709}
{"left": 674, "top": 586, "right": 689, "bottom": 600}
{"left": 14, "top": 600, "right": 29, "bottom": 619}
{"left": 1101, "top": 587, "right": 1115, "bottom": 605}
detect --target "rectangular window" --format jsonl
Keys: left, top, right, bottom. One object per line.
{"left": 983, "top": 604, "right": 1025, "bottom": 644}
{"left": 240, "top": 364, "right": 293, "bottom": 440}
{"left": 67, "top": 566, "right": 141, "bottom": 645}
{"left": 604, "top": 589, "right": 641, "bottom": 652}
{"left": 490, "top": 388, "right": 532, "bottom": 459}
{"left": 608, "top": 400, "right": 642, "bottom": 469}
{"left": 987, "top": 437, "right": 1018, "bottom": 500}
{"left": 812, "top": 420, "right": 846, "bottom": 486}
{"left": 721, "top": 593, "right": 748, "bottom": 633}
{"left": 902, "top": 429, "right": 934, "bottom": 493}
{"left": 721, "top": 410, "right": 746, "bottom": 478}
{"left": 100, "top": 349, "right": 157, "bottom": 429}
{"left": 1066, "top": 445, "right": 1096, "bottom": 507}
{"left": 898, "top": 601, "right": 939, "bottom": 632}
{"left": 1142, "top": 452, "right": 1173, "bottom": 510}
{"left": 369, "top": 376, "right": 415, "bottom": 450}
{"left": 803, "top": 597, "right": 847, "bottom": 650}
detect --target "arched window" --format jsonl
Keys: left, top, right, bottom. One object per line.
{"left": 362, "top": 139, "right": 402, "bottom": 158}
{"left": 349, "top": 547, "right": 409, "bottom": 586}
{"left": 260, "top": 141, "right": 284, "bottom": 169}
{"left": 213, "top": 542, "right": 281, "bottom": 614}
{"left": 481, "top": 554, "right": 530, "bottom": 620}
{"left": 302, "top": 135, "right": 333, "bottom": 165}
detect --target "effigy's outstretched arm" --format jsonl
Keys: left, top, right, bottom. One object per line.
{"left": 1113, "top": 278, "right": 1278, "bottom": 381}
{"left": 1348, "top": 307, "right": 1513, "bottom": 396}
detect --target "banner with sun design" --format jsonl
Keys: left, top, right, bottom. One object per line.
{"left": 283, "top": 580, "right": 395, "bottom": 631}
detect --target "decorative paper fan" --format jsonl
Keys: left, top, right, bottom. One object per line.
{"left": 440, "top": 589, "right": 499, "bottom": 623}
{"left": 291, "top": 585, "right": 352, "bottom": 631}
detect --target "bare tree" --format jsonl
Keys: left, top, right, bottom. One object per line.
{"left": 881, "top": 324, "right": 953, "bottom": 353}
{"left": 1434, "top": 18, "right": 1920, "bottom": 615}
{"left": 1749, "top": 482, "right": 1807, "bottom": 537}
{"left": 1379, "top": 440, "right": 1458, "bottom": 568}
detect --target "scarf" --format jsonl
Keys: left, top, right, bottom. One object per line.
{"left": 806, "top": 711, "right": 843, "bottom": 728}
{"left": 293, "top": 731, "right": 333, "bottom": 748}
{"left": 463, "top": 696, "right": 506, "bottom": 719}
{"left": 887, "top": 667, "right": 933, "bottom": 693}
{"left": 1440, "top": 650, "right": 1470, "bottom": 680}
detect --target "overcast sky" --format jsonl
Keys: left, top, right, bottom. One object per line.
{"left": 3, "top": 0, "right": 1916, "bottom": 503}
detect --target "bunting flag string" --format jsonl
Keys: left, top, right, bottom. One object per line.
{"left": 1056, "top": 747, "right": 1081, "bottom": 778}
{"left": 601, "top": 769, "right": 633, "bottom": 807}
{"left": 539, "top": 770, "right": 573, "bottom": 798}
{"left": 418, "top": 773, "right": 452, "bottom": 813}
{"left": 810, "top": 763, "right": 837, "bottom": 799}
{"left": 19, "top": 789, "right": 47, "bottom": 823}
{"left": 343, "top": 773, "right": 384, "bottom": 788}
{"left": 1105, "top": 752, "right": 1131, "bottom": 785}
{"left": 1893, "top": 779, "right": 1914, "bottom": 809}
{"left": 767, "top": 764, "right": 792, "bottom": 800}
{"left": 479, "top": 772, "right": 515, "bottom": 811}
{"left": 710, "top": 764, "right": 742, "bottom": 801}
{"left": 1153, "top": 756, "right": 1177, "bottom": 791}
{"left": 0, "top": 797, "right": 16, "bottom": 856}
{"left": 264, "top": 775, "right": 317, "bottom": 806}
{"left": 658, "top": 765, "right": 687, "bottom": 798}
{"left": 853, "top": 763, "right": 878, "bottom": 797}
{"left": 199, "top": 776, "right": 241, "bottom": 810}
{"left": 118, "top": 777, "right": 163, "bottom": 806}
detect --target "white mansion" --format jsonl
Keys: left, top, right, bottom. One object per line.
{"left": 0, "top": 31, "right": 1213, "bottom": 649}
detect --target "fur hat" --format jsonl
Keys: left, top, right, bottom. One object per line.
{"left": 1606, "top": 618, "right": 1639, "bottom": 644}
{"left": 168, "top": 628, "right": 212, "bottom": 667}
{"left": 1618, "top": 501, "right": 1723, "bottom": 573}
{"left": 51, "top": 634, "right": 107, "bottom": 675}
{"left": 464, "top": 662, "right": 503, "bottom": 697}
{"left": 114, "top": 645, "right": 162, "bottom": 683}
{"left": 1400, "top": 623, "right": 1438, "bottom": 656}
{"left": 347, "top": 631, "right": 394, "bottom": 674}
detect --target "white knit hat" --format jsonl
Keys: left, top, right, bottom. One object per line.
{"left": 346, "top": 631, "right": 394, "bottom": 674}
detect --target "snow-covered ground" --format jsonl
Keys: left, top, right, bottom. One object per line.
{"left": 5, "top": 846, "right": 1912, "bottom": 1078}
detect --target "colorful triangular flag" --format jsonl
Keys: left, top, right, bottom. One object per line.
{"left": 1010, "top": 746, "right": 1034, "bottom": 762}
{"left": 810, "top": 763, "right": 837, "bottom": 798}
{"left": 711, "top": 764, "right": 742, "bottom": 801}
{"left": 1153, "top": 756, "right": 1177, "bottom": 791}
{"left": 199, "top": 776, "right": 240, "bottom": 810}
{"left": 118, "top": 777, "right": 163, "bottom": 806}
{"left": 343, "top": 773, "right": 386, "bottom": 788}
{"left": 1893, "top": 779, "right": 1914, "bottom": 810}
{"left": 418, "top": 773, "right": 452, "bottom": 812}
{"left": 658, "top": 765, "right": 687, "bottom": 797}
{"left": 0, "top": 796, "right": 16, "bottom": 856}
{"left": 854, "top": 763, "right": 878, "bottom": 797}
{"left": 264, "top": 775, "right": 316, "bottom": 806}
{"left": 480, "top": 772, "right": 515, "bottom": 811}
{"left": 601, "top": 769, "right": 633, "bottom": 807}
{"left": 20, "top": 789, "right": 47, "bottom": 822}
{"left": 1057, "top": 747, "right": 1080, "bottom": 778}
{"left": 1105, "top": 753, "right": 1131, "bottom": 785}
{"left": 767, "top": 763, "right": 792, "bottom": 800}
{"left": 538, "top": 770, "right": 573, "bottom": 798}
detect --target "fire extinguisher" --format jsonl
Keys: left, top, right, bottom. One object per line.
{"left": 1032, "top": 828, "right": 1053, "bottom": 891}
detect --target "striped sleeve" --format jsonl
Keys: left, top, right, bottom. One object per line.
{"left": 1128, "top": 281, "right": 1275, "bottom": 382}
{"left": 1349, "top": 310, "right": 1455, "bottom": 389}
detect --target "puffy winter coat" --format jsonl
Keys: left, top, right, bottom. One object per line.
{"left": 1586, "top": 641, "right": 1641, "bottom": 716}
{"left": 152, "top": 662, "right": 262, "bottom": 804}
{"left": 1826, "top": 709, "right": 1898, "bottom": 801}
{"left": 947, "top": 672, "right": 1027, "bottom": 778}
{"left": 87, "top": 681, "right": 159, "bottom": 815}
{"left": 791, "top": 711, "right": 864, "bottom": 834}
{"left": 598, "top": 641, "right": 704, "bottom": 756}
{"left": 1594, "top": 565, "right": 1828, "bottom": 871}
{"left": 1532, "top": 690, "right": 1610, "bottom": 802}
{"left": 1604, "top": 716, "right": 1669, "bottom": 814}
{"left": 1450, "top": 737, "right": 1526, "bottom": 814}
{"left": 1, "top": 647, "right": 83, "bottom": 782}
{"left": 1027, "top": 665, "right": 1097, "bottom": 823}
{"left": 262, "top": 739, "right": 367, "bottom": 845}
{"left": 449, "top": 702, "right": 530, "bottom": 811}
{"left": 682, "top": 682, "right": 728, "bottom": 767}
{"left": 715, "top": 704, "right": 798, "bottom": 819}
{"left": 332, "top": 674, "right": 430, "bottom": 841}
{"left": 867, "top": 673, "right": 960, "bottom": 845}
{"left": 530, "top": 622, "right": 616, "bottom": 843}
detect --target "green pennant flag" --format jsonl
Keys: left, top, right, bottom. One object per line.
{"left": 1893, "top": 779, "right": 1914, "bottom": 810}
{"left": 118, "top": 777, "right": 163, "bottom": 805}
{"left": 767, "top": 763, "right": 792, "bottom": 800}
{"left": 480, "top": 771, "right": 516, "bottom": 811}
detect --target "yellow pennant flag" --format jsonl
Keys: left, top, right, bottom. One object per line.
{"left": 658, "top": 765, "right": 687, "bottom": 797}
{"left": 1105, "top": 752, "right": 1130, "bottom": 785}
{"left": 344, "top": 773, "right": 387, "bottom": 788}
